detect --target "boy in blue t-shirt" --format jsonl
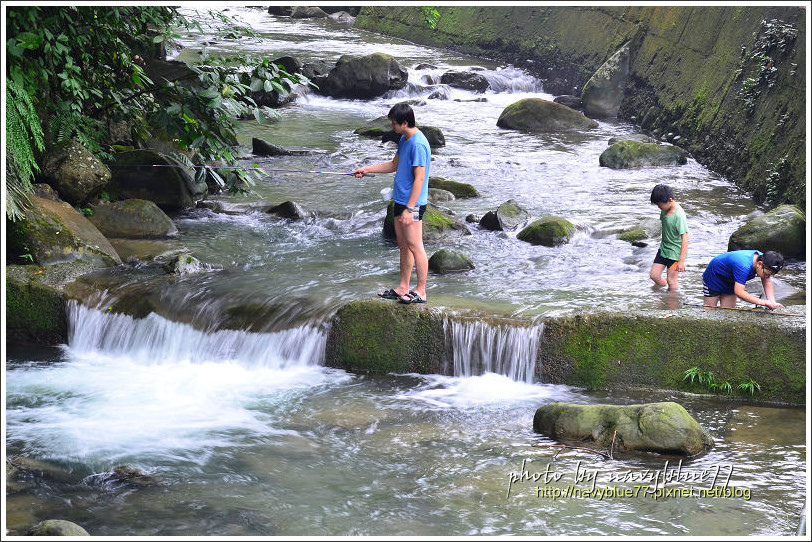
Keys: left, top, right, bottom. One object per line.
{"left": 648, "top": 184, "right": 689, "bottom": 290}
{"left": 352, "top": 103, "right": 431, "bottom": 305}
{"left": 702, "top": 250, "right": 784, "bottom": 309}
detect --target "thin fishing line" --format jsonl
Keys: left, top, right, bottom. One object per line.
{"left": 682, "top": 302, "right": 804, "bottom": 317}
{"left": 124, "top": 164, "right": 375, "bottom": 176}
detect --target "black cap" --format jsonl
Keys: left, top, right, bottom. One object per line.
{"left": 762, "top": 251, "right": 784, "bottom": 274}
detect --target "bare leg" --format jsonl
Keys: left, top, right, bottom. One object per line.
{"left": 395, "top": 216, "right": 428, "bottom": 300}
{"left": 650, "top": 263, "right": 667, "bottom": 286}
{"left": 665, "top": 266, "right": 680, "bottom": 291}
{"left": 394, "top": 218, "right": 414, "bottom": 296}
{"left": 703, "top": 295, "right": 720, "bottom": 308}
{"left": 719, "top": 293, "right": 737, "bottom": 308}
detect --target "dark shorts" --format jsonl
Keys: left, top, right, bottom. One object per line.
{"left": 703, "top": 281, "right": 730, "bottom": 297}
{"left": 394, "top": 203, "right": 426, "bottom": 221}
{"left": 653, "top": 249, "right": 678, "bottom": 271}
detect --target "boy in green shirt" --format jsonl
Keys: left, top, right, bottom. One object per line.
{"left": 649, "top": 184, "right": 689, "bottom": 290}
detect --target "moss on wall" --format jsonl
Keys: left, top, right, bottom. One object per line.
{"left": 355, "top": 5, "right": 806, "bottom": 209}
{"left": 6, "top": 273, "right": 68, "bottom": 344}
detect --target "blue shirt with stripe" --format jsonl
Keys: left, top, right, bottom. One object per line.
{"left": 393, "top": 130, "right": 430, "bottom": 206}
{"left": 702, "top": 250, "right": 761, "bottom": 293}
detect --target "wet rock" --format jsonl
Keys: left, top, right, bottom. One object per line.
{"left": 727, "top": 204, "right": 806, "bottom": 259}
{"left": 581, "top": 42, "right": 630, "bottom": 118}
{"left": 38, "top": 140, "right": 111, "bottom": 206}
{"left": 7, "top": 195, "right": 121, "bottom": 267}
{"left": 599, "top": 140, "right": 687, "bottom": 168}
{"left": 497, "top": 98, "right": 599, "bottom": 133}
{"left": 108, "top": 149, "right": 208, "bottom": 211}
{"left": 301, "top": 60, "right": 332, "bottom": 81}
{"left": 428, "top": 188, "right": 455, "bottom": 204}
{"left": 440, "top": 70, "right": 490, "bottom": 93}
{"left": 533, "top": 401, "right": 715, "bottom": 456}
{"left": 617, "top": 218, "right": 661, "bottom": 245}
{"left": 479, "top": 199, "right": 529, "bottom": 231}
{"left": 107, "top": 239, "right": 187, "bottom": 264}
{"left": 89, "top": 199, "right": 178, "bottom": 239}
{"left": 197, "top": 200, "right": 274, "bottom": 215}
{"left": 253, "top": 138, "right": 293, "bottom": 156}
{"left": 428, "top": 177, "right": 480, "bottom": 198}
{"left": 269, "top": 201, "right": 311, "bottom": 219}
{"left": 290, "top": 6, "right": 328, "bottom": 18}
{"left": 608, "top": 134, "right": 659, "bottom": 145}
{"left": 33, "top": 183, "right": 61, "bottom": 202}
{"left": 354, "top": 116, "right": 445, "bottom": 147}
{"left": 163, "top": 252, "right": 202, "bottom": 275}
{"left": 553, "top": 94, "right": 583, "bottom": 110}
{"left": 429, "top": 249, "right": 474, "bottom": 274}
{"left": 517, "top": 216, "right": 575, "bottom": 246}
{"left": 320, "top": 53, "right": 408, "bottom": 99}
{"left": 328, "top": 11, "right": 355, "bottom": 25}
{"left": 28, "top": 519, "right": 90, "bottom": 536}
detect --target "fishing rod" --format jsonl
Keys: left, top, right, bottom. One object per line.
{"left": 146, "top": 164, "right": 375, "bottom": 177}
{"left": 682, "top": 302, "right": 805, "bottom": 317}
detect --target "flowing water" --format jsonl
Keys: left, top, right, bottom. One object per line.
{"left": 4, "top": 7, "right": 807, "bottom": 537}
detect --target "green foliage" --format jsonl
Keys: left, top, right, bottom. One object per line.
{"left": 80, "top": 207, "right": 94, "bottom": 217}
{"left": 5, "top": 6, "right": 303, "bottom": 217}
{"left": 422, "top": 6, "right": 441, "bottom": 29}
{"left": 6, "top": 79, "right": 44, "bottom": 221}
{"left": 683, "top": 367, "right": 760, "bottom": 397}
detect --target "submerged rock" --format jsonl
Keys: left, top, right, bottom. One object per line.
{"left": 28, "top": 519, "right": 90, "bottom": 536}
{"left": 533, "top": 401, "right": 715, "bottom": 456}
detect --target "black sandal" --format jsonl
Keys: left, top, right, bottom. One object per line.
{"left": 398, "top": 292, "right": 426, "bottom": 304}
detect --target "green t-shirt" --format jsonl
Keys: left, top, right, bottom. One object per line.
{"left": 659, "top": 203, "right": 688, "bottom": 260}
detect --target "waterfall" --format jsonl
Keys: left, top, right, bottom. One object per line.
{"left": 67, "top": 301, "right": 327, "bottom": 368}
{"left": 443, "top": 317, "right": 541, "bottom": 383}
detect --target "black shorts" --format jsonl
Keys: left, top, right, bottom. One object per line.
{"left": 394, "top": 203, "right": 426, "bottom": 221}
{"left": 653, "top": 249, "right": 678, "bottom": 270}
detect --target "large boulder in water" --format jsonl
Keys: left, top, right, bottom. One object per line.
{"left": 7, "top": 195, "right": 121, "bottom": 267}
{"left": 354, "top": 116, "right": 445, "bottom": 147}
{"left": 517, "top": 216, "right": 575, "bottom": 246}
{"left": 38, "top": 140, "right": 111, "bottom": 206}
{"left": 28, "top": 520, "right": 90, "bottom": 536}
{"left": 581, "top": 42, "right": 631, "bottom": 118}
{"left": 497, "top": 98, "right": 598, "bottom": 133}
{"left": 428, "top": 249, "right": 474, "bottom": 274}
{"left": 290, "top": 6, "right": 328, "bottom": 18}
{"left": 439, "top": 70, "right": 490, "bottom": 93}
{"left": 320, "top": 53, "right": 408, "bottom": 99}
{"left": 88, "top": 199, "right": 178, "bottom": 239}
{"left": 108, "top": 149, "right": 207, "bottom": 211}
{"left": 599, "top": 140, "right": 687, "bottom": 168}
{"left": 428, "top": 177, "right": 479, "bottom": 199}
{"left": 727, "top": 204, "right": 806, "bottom": 259}
{"left": 479, "top": 199, "right": 529, "bottom": 231}
{"left": 533, "top": 401, "right": 714, "bottom": 456}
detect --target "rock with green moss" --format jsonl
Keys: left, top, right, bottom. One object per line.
{"left": 428, "top": 176, "right": 479, "bottom": 198}
{"left": 7, "top": 195, "right": 121, "bottom": 267}
{"left": 517, "top": 216, "right": 575, "bottom": 246}
{"left": 599, "top": 140, "right": 687, "bottom": 168}
{"left": 581, "top": 43, "right": 630, "bottom": 118}
{"left": 27, "top": 519, "right": 90, "bottom": 536}
{"left": 617, "top": 218, "right": 661, "bottom": 244}
{"left": 533, "top": 401, "right": 714, "bottom": 456}
{"left": 89, "top": 199, "right": 178, "bottom": 239}
{"left": 497, "top": 98, "right": 599, "bottom": 133}
{"left": 325, "top": 299, "right": 446, "bottom": 374}
{"left": 429, "top": 249, "right": 474, "bottom": 274}
{"left": 727, "top": 204, "right": 805, "bottom": 259}
{"left": 354, "top": 116, "right": 445, "bottom": 147}
{"left": 383, "top": 201, "right": 470, "bottom": 241}
{"left": 5, "top": 271, "right": 68, "bottom": 345}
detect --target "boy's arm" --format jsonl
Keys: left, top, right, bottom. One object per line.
{"left": 733, "top": 281, "right": 783, "bottom": 309}
{"left": 677, "top": 232, "right": 689, "bottom": 272}
{"left": 353, "top": 153, "right": 399, "bottom": 176}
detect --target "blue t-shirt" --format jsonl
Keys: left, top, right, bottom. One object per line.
{"left": 702, "top": 250, "right": 761, "bottom": 293}
{"left": 393, "top": 130, "right": 430, "bottom": 206}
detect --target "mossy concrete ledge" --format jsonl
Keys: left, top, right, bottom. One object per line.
{"left": 324, "top": 300, "right": 448, "bottom": 374}
{"left": 325, "top": 302, "right": 805, "bottom": 405}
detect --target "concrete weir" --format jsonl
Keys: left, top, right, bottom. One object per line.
{"left": 325, "top": 300, "right": 807, "bottom": 405}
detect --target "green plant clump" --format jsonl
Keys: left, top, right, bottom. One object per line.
{"left": 683, "top": 366, "right": 760, "bottom": 397}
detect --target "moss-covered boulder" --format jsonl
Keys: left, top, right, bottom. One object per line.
{"left": 38, "top": 140, "right": 111, "bottom": 206}
{"left": 6, "top": 274, "right": 67, "bottom": 344}
{"left": 89, "top": 199, "right": 178, "bottom": 239}
{"left": 599, "top": 140, "right": 688, "bottom": 168}
{"left": 727, "top": 204, "right": 806, "bottom": 259}
{"left": 28, "top": 520, "right": 90, "bottom": 536}
{"left": 581, "top": 43, "right": 631, "bottom": 118}
{"left": 428, "top": 249, "right": 474, "bottom": 274}
{"left": 533, "top": 402, "right": 714, "bottom": 456}
{"left": 325, "top": 300, "right": 446, "bottom": 373}
{"left": 383, "top": 201, "right": 471, "bottom": 241}
{"left": 321, "top": 53, "right": 408, "bottom": 99}
{"left": 7, "top": 195, "right": 121, "bottom": 267}
{"left": 517, "top": 216, "right": 575, "bottom": 246}
{"left": 496, "top": 98, "right": 599, "bottom": 133}
{"left": 617, "top": 218, "right": 661, "bottom": 245}
{"left": 428, "top": 176, "right": 479, "bottom": 198}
